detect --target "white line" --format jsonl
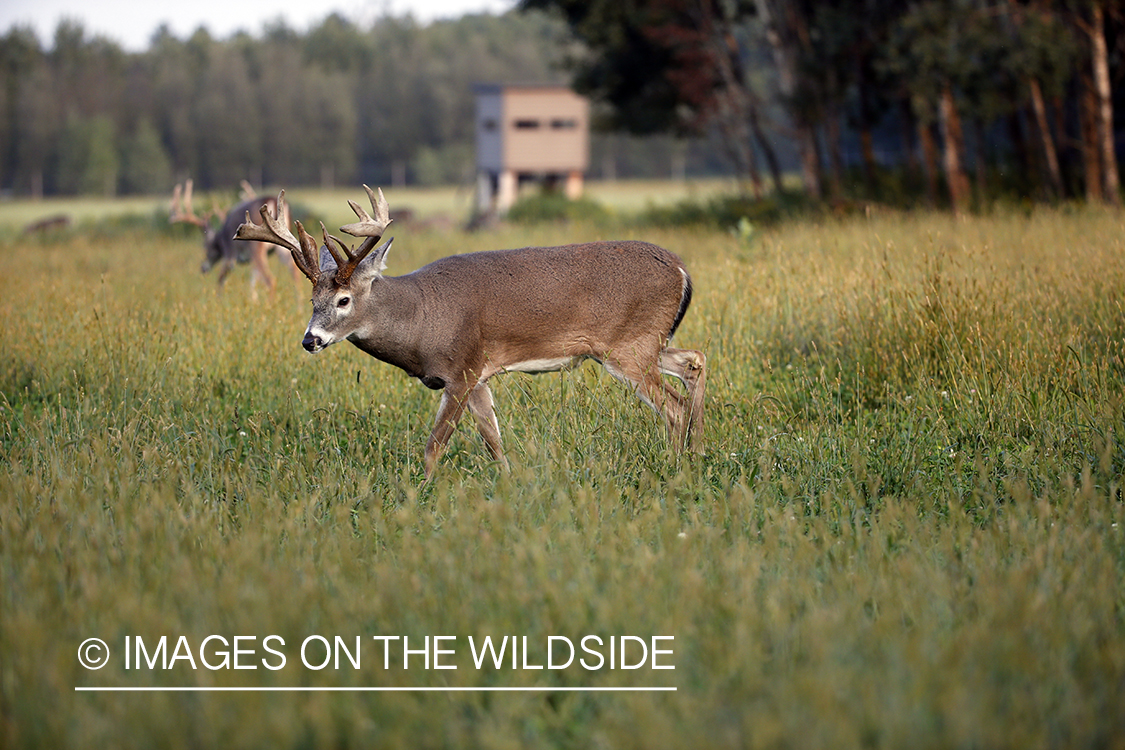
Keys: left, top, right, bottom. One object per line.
{"left": 76, "top": 686, "right": 676, "bottom": 692}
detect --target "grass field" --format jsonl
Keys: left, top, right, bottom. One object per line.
{"left": 0, "top": 178, "right": 738, "bottom": 233}
{"left": 2, "top": 188, "right": 1124, "bottom": 748}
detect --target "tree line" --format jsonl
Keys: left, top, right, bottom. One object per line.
{"left": 1, "top": 1, "right": 1121, "bottom": 210}
{"left": 0, "top": 12, "right": 577, "bottom": 198}
{"left": 525, "top": 0, "right": 1123, "bottom": 211}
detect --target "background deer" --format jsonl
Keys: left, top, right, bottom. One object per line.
{"left": 170, "top": 180, "right": 298, "bottom": 295}
{"left": 236, "top": 186, "right": 706, "bottom": 479}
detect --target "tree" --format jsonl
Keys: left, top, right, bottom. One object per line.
{"left": 0, "top": 26, "right": 44, "bottom": 193}
{"left": 1005, "top": 1, "right": 1078, "bottom": 199}
{"left": 521, "top": 0, "right": 783, "bottom": 195}
{"left": 120, "top": 117, "right": 172, "bottom": 194}
{"left": 13, "top": 63, "right": 58, "bottom": 197}
{"left": 1087, "top": 1, "right": 1120, "bottom": 203}
{"left": 882, "top": 1, "right": 979, "bottom": 214}
{"left": 191, "top": 35, "right": 263, "bottom": 187}
{"left": 57, "top": 113, "right": 119, "bottom": 195}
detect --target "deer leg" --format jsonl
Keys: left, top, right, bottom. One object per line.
{"left": 215, "top": 257, "right": 235, "bottom": 290}
{"left": 251, "top": 242, "right": 276, "bottom": 296}
{"left": 277, "top": 245, "right": 303, "bottom": 301}
{"left": 424, "top": 383, "right": 472, "bottom": 479}
{"left": 603, "top": 351, "right": 691, "bottom": 451}
{"left": 467, "top": 381, "right": 510, "bottom": 471}
{"left": 660, "top": 347, "right": 706, "bottom": 451}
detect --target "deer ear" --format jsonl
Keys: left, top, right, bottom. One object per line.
{"left": 367, "top": 237, "right": 392, "bottom": 272}
{"left": 319, "top": 245, "right": 338, "bottom": 273}
{"left": 352, "top": 237, "right": 392, "bottom": 284}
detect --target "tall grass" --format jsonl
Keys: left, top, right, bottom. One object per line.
{"left": 2, "top": 203, "right": 1123, "bottom": 748}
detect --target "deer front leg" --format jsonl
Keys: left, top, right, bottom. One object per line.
{"left": 215, "top": 257, "right": 235, "bottom": 289}
{"left": 467, "top": 381, "right": 510, "bottom": 471}
{"left": 424, "top": 384, "right": 471, "bottom": 479}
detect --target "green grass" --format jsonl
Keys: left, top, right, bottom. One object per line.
{"left": 2, "top": 195, "right": 1124, "bottom": 748}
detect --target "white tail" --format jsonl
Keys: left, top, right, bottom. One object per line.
{"left": 236, "top": 186, "right": 706, "bottom": 479}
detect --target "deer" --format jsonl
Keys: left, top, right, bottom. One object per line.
{"left": 235, "top": 185, "right": 706, "bottom": 480}
{"left": 170, "top": 180, "right": 298, "bottom": 296}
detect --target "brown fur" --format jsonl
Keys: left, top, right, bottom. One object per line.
{"left": 238, "top": 189, "right": 706, "bottom": 479}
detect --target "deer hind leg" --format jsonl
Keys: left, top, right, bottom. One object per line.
{"left": 276, "top": 245, "right": 303, "bottom": 301}
{"left": 467, "top": 381, "right": 510, "bottom": 471}
{"left": 603, "top": 348, "right": 692, "bottom": 452}
{"left": 250, "top": 242, "right": 276, "bottom": 298}
{"left": 660, "top": 347, "right": 707, "bottom": 451}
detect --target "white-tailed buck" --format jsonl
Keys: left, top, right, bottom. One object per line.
{"left": 236, "top": 186, "right": 706, "bottom": 479}
{"left": 170, "top": 180, "right": 297, "bottom": 294}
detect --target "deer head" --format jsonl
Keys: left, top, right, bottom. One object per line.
{"left": 170, "top": 180, "right": 225, "bottom": 271}
{"left": 234, "top": 186, "right": 393, "bottom": 349}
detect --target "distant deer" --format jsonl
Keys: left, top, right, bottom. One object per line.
{"left": 170, "top": 180, "right": 298, "bottom": 295}
{"left": 236, "top": 186, "right": 706, "bottom": 479}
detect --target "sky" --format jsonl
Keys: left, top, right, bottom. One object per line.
{"left": 0, "top": 0, "right": 518, "bottom": 51}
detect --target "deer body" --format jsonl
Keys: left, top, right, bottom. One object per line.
{"left": 237, "top": 187, "right": 705, "bottom": 479}
{"left": 171, "top": 181, "right": 296, "bottom": 293}
{"left": 200, "top": 196, "right": 276, "bottom": 277}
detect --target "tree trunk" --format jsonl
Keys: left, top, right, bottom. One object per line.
{"left": 703, "top": 16, "right": 762, "bottom": 198}
{"left": 1028, "top": 77, "right": 1062, "bottom": 199}
{"left": 1080, "top": 71, "right": 1103, "bottom": 202}
{"left": 938, "top": 83, "right": 971, "bottom": 215}
{"left": 755, "top": 0, "right": 818, "bottom": 198}
{"left": 1091, "top": 2, "right": 1120, "bottom": 204}
{"left": 747, "top": 100, "right": 784, "bottom": 194}
{"left": 798, "top": 124, "right": 822, "bottom": 201}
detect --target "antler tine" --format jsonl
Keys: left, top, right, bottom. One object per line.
{"left": 320, "top": 222, "right": 349, "bottom": 269}
{"left": 341, "top": 185, "right": 392, "bottom": 237}
{"left": 322, "top": 223, "right": 377, "bottom": 286}
{"left": 234, "top": 191, "right": 295, "bottom": 250}
{"left": 338, "top": 185, "right": 393, "bottom": 271}
{"left": 169, "top": 179, "right": 207, "bottom": 228}
{"left": 233, "top": 190, "right": 320, "bottom": 283}
{"left": 292, "top": 220, "right": 322, "bottom": 283}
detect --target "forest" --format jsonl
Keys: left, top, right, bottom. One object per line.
{"left": 0, "top": 0, "right": 1122, "bottom": 211}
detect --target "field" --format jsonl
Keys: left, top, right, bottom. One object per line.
{"left": 2, "top": 186, "right": 1124, "bottom": 748}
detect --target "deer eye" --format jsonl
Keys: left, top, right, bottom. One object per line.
{"left": 337, "top": 296, "right": 351, "bottom": 308}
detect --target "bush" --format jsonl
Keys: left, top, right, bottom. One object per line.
{"left": 506, "top": 191, "right": 611, "bottom": 224}
{"left": 637, "top": 190, "right": 815, "bottom": 230}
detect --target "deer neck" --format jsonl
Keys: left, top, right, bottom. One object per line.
{"left": 346, "top": 275, "right": 428, "bottom": 376}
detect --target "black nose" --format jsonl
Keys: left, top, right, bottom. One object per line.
{"left": 302, "top": 334, "right": 322, "bottom": 352}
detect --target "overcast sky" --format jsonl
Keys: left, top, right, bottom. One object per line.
{"left": 0, "top": 0, "right": 518, "bottom": 51}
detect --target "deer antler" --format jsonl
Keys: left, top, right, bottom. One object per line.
{"left": 169, "top": 180, "right": 209, "bottom": 228}
{"left": 233, "top": 190, "right": 321, "bottom": 283}
{"left": 333, "top": 185, "right": 393, "bottom": 285}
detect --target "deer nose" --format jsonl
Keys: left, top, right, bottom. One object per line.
{"left": 302, "top": 333, "right": 322, "bottom": 352}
